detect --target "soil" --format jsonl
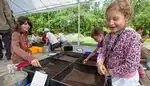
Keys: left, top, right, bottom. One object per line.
{"left": 43, "top": 62, "right": 69, "bottom": 77}
{"left": 86, "top": 60, "right": 96, "bottom": 66}
{"left": 62, "top": 69, "right": 96, "bottom": 86}
{"left": 59, "top": 56, "right": 78, "bottom": 62}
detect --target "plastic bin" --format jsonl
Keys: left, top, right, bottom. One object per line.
{"left": 53, "top": 63, "right": 102, "bottom": 86}
{"left": 26, "top": 83, "right": 30, "bottom": 86}
{"left": 23, "top": 52, "right": 84, "bottom": 86}
{"left": 84, "top": 51, "right": 99, "bottom": 56}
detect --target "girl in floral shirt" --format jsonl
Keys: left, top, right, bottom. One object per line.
{"left": 97, "top": 0, "right": 141, "bottom": 86}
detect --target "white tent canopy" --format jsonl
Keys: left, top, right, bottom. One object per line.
{"left": 8, "top": 0, "right": 94, "bottom": 16}
{"left": 8, "top": 0, "right": 98, "bottom": 46}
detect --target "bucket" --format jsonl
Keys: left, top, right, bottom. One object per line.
{"left": 0, "top": 71, "right": 28, "bottom": 86}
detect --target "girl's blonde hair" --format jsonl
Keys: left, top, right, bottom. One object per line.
{"left": 106, "top": 0, "right": 133, "bottom": 21}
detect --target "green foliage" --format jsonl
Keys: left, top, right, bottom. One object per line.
{"left": 27, "top": 0, "right": 150, "bottom": 36}
{"left": 132, "top": 0, "right": 150, "bottom": 30}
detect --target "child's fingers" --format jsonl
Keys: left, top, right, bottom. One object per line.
{"left": 100, "top": 69, "right": 105, "bottom": 75}
{"left": 37, "top": 61, "right": 42, "bottom": 67}
{"left": 97, "top": 65, "right": 103, "bottom": 75}
{"left": 102, "top": 65, "right": 107, "bottom": 74}
{"left": 99, "top": 65, "right": 107, "bottom": 75}
{"left": 98, "top": 68, "right": 104, "bottom": 75}
{"left": 83, "top": 59, "right": 86, "bottom": 64}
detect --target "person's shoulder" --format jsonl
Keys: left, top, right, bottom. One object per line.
{"left": 124, "top": 27, "right": 136, "bottom": 35}
{"left": 48, "top": 32, "right": 53, "bottom": 35}
{"left": 12, "top": 31, "right": 21, "bottom": 40}
{"left": 123, "top": 27, "right": 139, "bottom": 39}
{"left": 125, "top": 26, "right": 135, "bottom": 31}
{"left": 46, "top": 32, "right": 51, "bottom": 35}
{"left": 47, "top": 32, "right": 55, "bottom": 37}
{"left": 12, "top": 31, "right": 21, "bottom": 36}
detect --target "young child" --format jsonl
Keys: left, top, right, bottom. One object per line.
{"left": 83, "top": 27, "right": 106, "bottom": 64}
{"left": 11, "top": 16, "right": 41, "bottom": 70}
{"left": 136, "top": 27, "right": 149, "bottom": 43}
{"left": 97, "top": 0, "right": 141, "bottom": 86}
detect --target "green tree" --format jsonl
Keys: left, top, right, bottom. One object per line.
{"left": 27, "top": 0, "right": 150, "bottom": 36}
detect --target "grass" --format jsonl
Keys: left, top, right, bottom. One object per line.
{"left": 65, "top": 33, "right": 97, "bottom": 46}
{"left": 66, "top": 34, "right": 150, "bottom": 46}
{"left": 82, "top": 37, "right": 150, "bottom": 46}
{"left": 144, "top": 38, "right": 150, "bottom": 44}
{"left": 82, "top": 37, "right": 97, "bottom": 46}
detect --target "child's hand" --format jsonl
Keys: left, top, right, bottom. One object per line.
{"left": 139, "top": 65, "right": 145, "bottom": 79}
{"left": 105, "top": 69, "right": 112, "bottom": 76}
{"left": 31, "top": 59, "right": 42, "bottom": 67}
{"left": 83, "top": 58, "right": 89, "bottom": 64}
{"left": 97, "top": 62, "right": 107, "bottom": 75}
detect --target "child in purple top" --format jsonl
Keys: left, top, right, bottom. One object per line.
{"left": 97, "top": 42, "right": 103, "bottom": 48}
{"left": 97, "top": 0, "right": 141, "bottom": 86}
{"left": 83, "top": 27, "right": 106, "bottom": 64}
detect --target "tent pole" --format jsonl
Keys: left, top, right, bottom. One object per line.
{"left": 77, "top": 0, "right": 80, "bottom": 46}
{"left": 48, "top": 12, "right": 50, "bottom": 29}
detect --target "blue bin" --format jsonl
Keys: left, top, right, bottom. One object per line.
{"left": 26, "top": 83, "right": 30, "bottom": 86}
{"left": 84, "top": 51, "right": 91, "bottom": 55}
{"left": 84, "top": 51, "right": 99, "bottom": 57}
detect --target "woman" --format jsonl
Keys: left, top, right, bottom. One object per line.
{"left": 11, "top": 16, "right": 41, "bottom": 70}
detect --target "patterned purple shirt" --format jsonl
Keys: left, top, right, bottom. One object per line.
{"left": 97, "top": 42, "right": 103, "bottom": 48}
{"left": 97, "top": 28, "right": 141, "bottom": 77}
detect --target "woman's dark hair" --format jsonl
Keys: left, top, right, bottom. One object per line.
{"left": 15, "top": 16, "right": 32, "bottom": 34}
{"left": 91, "top": 27, "right": 106, "bottom": 38}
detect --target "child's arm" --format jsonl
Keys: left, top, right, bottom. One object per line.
{"left": 97, "top": 42, "right": 106, "bottom": 64}
{"left": 140, "top": 58, "right": 147, "bottom": 63}
{"left": 87, "top": 47, "right": 99, "bottom": 60}
{"left": 83, "top": 47, "right": 99, "bottom": 63}
{"left": 12, "top": 32, "right": 35, "bottom": 62}
{"left": 45, "top": 33, "right": 50, "bottom": 45}
{"left": 97, "top": 45, "right": 107, "bottom": 75}
{"left": 12, "top": 32, "right": 42, "bottom": 67}
{"left": 45, "top": 38, "right": 49, "bottom": 45}
{"left": 109, "top": 32, "right": 141, "bottom": 76}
